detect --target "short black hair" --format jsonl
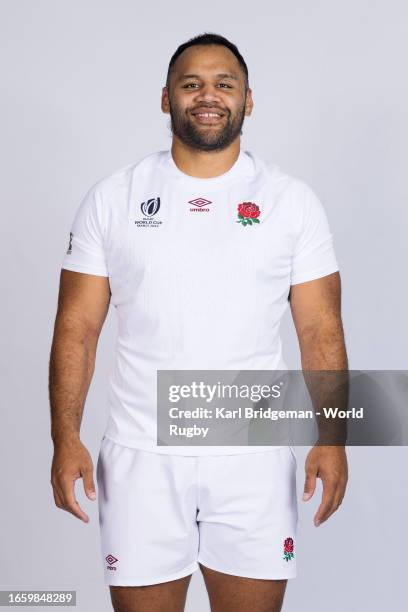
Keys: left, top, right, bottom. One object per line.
{"left": 166, "top": 32, "right": 249, "bottom": 90}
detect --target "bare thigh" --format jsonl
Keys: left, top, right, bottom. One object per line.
{"left": 109, "top": 573, "right": 193, "bottom": 612}
{"left": 199, "top": 563, "right": 288, "bottom": 612}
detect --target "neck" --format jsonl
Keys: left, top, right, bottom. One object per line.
{"left": 170, "top": 137, "right": 241, "bottom": 179}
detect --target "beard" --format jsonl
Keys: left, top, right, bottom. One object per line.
{"left": 168, "top": 100, "right": 246, "bottom": 152}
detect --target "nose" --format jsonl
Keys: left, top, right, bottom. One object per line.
{"left": 194, "top": 83, "right": 222, "bottom": 102}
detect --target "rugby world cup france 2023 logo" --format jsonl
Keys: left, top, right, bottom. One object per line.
{"left": 135, "top": 197, "right": 163, "bottom": 227}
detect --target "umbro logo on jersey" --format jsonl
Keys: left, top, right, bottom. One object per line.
{"left": 106, "top": 553, "right": 118, "bottom": 570}
{"left": 188, "top": 197, "right": 212, "bottom": 212}
{"left": 135, "top": 197, "right": 163, "bottom": 228}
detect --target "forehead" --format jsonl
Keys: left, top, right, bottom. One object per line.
{"left": 171, "top": 44, "right": 243, "bottom": 81}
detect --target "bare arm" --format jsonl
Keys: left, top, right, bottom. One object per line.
{"left": 289, "top": 271, "right": 349, "bottom": 526}
{"left": 49, "top": 269, "right": 110, "bottom": 522}
{"left": 289, "top": 271, "right": 347, "bottom": 370}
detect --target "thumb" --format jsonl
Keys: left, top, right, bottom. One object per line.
{"left": 303, "top": 471, "right": 316, "bottom": 501}
{"left": 82, "top": 465, "right": 97, "bottom": 500}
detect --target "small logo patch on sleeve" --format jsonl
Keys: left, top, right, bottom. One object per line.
{"left": 66, "top": 231, "right": 73, "bottom": 254}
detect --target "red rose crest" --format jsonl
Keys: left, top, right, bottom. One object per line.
{"left": 283, "top": 537, "right": 294, "bottom": 562}
{"left": 236, "top": 202, "right": 261, "bottom": 226}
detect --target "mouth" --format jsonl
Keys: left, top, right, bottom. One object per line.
{"left": 191, "top": 109, "right": 226, "bottom": 125}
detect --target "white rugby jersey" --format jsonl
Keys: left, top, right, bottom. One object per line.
{"left": 61, "top": 149, "right": 340, "bottom": 455}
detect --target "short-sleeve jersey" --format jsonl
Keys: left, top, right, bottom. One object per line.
{"left": 61, "top": 149, "right": 339, "bottom": 454}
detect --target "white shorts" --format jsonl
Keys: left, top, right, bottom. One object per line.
{"left": 96, "top": 436, "right": 298, "bottom": 586}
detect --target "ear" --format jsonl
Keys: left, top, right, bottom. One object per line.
{"left": 244, "top": 88, "right": 254, "bottom": 116}
{"left": 161, "top": 86, "right": 170, "bottom": 114}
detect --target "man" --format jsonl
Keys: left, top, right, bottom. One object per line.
{"left": 49, "top": 32, "right": 348, "bottom": 612}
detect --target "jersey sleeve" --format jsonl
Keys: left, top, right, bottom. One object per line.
{"left": 61, "top": 183, "right": 109, "bottom": 277}
{"left": 290, "top": 181, "right": 339, "bottom": 286}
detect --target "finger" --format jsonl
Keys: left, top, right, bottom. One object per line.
{"left": 316, "top": 493, "right": 343, "bottom": 525}
{"left": 320, "top": 476, "right": 348, "bottom": 521}
{"left": 314, "top": 477, "right": 338, "bottom": 526}
{"left": 51, "top": 481, "right": 64, "bottom": 509}
{"left": 303, "top": 469, "right": 317, "bottom": 501}
{"left": 315, "top": 471, "right": 349, "bottom": 525}
{"left": 60, "top": 476, "right": 90, "bottom": 522}
{"left": 51, "top": 475, "right": 68, "bottom": 508}
{"left": 331, "top": 480, "right": 347, "bottom": 511}
{"left": 81, "top": 464, "right": 97, "bottom": 501}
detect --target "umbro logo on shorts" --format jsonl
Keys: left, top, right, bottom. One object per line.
{"left": 135, "top": 197, "right": 163, "bottom": 228}
{"left": 106, "top": 553, "right": 118, "bottom": 570}
{"left": 188, "top": 197, "right": 212, "bottom": 212}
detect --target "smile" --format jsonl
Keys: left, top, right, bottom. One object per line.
{"left": 191, "top": 111, "right": 225, "bottom": 124}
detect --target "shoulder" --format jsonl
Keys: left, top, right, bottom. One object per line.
{"left": 89, "top": 150, "right": 166, "bottom": 199}
{"left": 247, "top": 153, "right": 333, "bottom": 243}
{"left": 247, "top": 151, "right": 324, "bottom": 218}
{"left": 246, "top": 151, "right": 316, "bottom": 198}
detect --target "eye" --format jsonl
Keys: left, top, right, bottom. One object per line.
{"left": 182, "top": 83, "right": 233, "bottom": 89}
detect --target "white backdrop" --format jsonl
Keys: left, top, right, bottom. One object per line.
{"left": 0, "top": 1, "right": 407, "bottom": 610}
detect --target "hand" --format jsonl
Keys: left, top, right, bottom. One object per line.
{"left": 302, "top": 445, "right": 348, "bottom": 526}
{"left": 50, "top": 436, "right": 97, "bottom": 523}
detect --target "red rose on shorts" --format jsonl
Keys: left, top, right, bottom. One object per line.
{"left": 284, "top": 538, "right": 294, "bottom": 553}
{"left": 283, "top": 537, "right": 295, "bottom": 561}
{"left": 237, "top": 202, "right": 261, "bottom": 226}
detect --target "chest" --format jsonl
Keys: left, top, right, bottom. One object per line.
{"left": 105, "top": 183, "right": 294, "bottom": 301}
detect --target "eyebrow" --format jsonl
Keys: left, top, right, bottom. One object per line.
{"left": 178, "top": 73, "right": 239, "bottom": 81}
